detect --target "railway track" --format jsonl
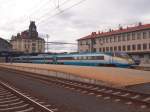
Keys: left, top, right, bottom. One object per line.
{"left": 1, "top": 67, "right": 150, "bottom": 110}
{"left": 0, "top": 80, "right": 58, "bottom": 112}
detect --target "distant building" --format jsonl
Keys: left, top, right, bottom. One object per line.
{"left": 0, "top": 37, "right": 12, "bottom": 62}
{"left": 77, "top": 23, "right": 150, "bottom": 63}
{"left": 10, "top": 21, "right": 45, "bottom": 53}
{"left": 0, "top": 37, "right": 12, "bottom": 52}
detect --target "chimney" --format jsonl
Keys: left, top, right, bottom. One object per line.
{"left": 91, "top": 32, "right": 96, "bottom": 36}
{"left": 119, "top": 24, "right": 123, "bottom": 30}
{"left": 138, "top": 22, "right": 142, "bottom": 26}
{"left": 127, "top": 26, "right": 129, "bottom": 29}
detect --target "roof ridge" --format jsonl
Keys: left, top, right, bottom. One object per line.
{"left": 78, "top": 23, "right": 150, "bottom": 41}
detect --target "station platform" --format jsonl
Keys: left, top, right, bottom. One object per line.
{"left": 139, "top": 64, "right": 150, "bottom": 67}
{"left": 132, "top": 64, "right": 150, "bottom": 71}
{"left": 0, "top": 63, "right": 150, "bottom": 88}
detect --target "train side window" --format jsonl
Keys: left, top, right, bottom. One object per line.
{"left": 83, "top": 56, "right": 87, "bottom": 60}
{"left": 88, "top": 56, "right": 92, "bottom": 60}
{"left": 91, "top": 56, "right": 94, "bottom": 60}
{"left": 98, "top": 56, "right": 104, "bottom": 60}
{"left": 92, "top": 56, "right": 96, "bottom": 60}
{"left": 81, "top": 56, "right": 85, "bottom": 60}
{"left": 78, "top": 57, "right": 81, "bottom": 60}
{"left": 93, "top": 56, "right": 104, "bottom": 60}
{"left": 74, "top": 57, "right": 78, "bottom": 60}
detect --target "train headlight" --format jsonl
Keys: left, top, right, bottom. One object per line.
{"left": 128, "top": 59, "right": 134, "bottom": 64}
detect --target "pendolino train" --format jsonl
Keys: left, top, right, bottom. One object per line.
{"left": 12, "top": 52, "right": 135, "bottom": 68}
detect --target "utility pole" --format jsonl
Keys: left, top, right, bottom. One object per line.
{"left": 57, "top": 0, "right": 59, "bottom": 8}
{"left": 46, "top": 34, "right": 49, "bottom": 52}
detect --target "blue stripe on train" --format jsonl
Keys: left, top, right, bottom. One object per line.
{"left": 31, "top": 60, "right": 131, "bottom": 68}
{"left": 62, "top": 61, "right": 131, "bottom": 68}
{"left": 63, "top": 61, "right": 99, "bottom": 66}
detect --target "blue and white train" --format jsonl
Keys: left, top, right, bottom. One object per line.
{"left": 12, "top": 52, "right": 135, "bottom": 68}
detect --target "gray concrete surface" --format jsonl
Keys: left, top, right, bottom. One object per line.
{"left": 0, "top": 68, "right": 149, "bottom": 112}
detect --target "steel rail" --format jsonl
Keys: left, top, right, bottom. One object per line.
{"left": 0, "top": 80, "right": 55, "bottom": 112}
{"left": 0, "top": 67, "right": 150, "bottom": 109}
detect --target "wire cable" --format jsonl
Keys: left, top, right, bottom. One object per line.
{"left": 37, "top": 0, "right": 87, "bottom": 26}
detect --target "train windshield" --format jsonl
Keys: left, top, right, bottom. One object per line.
{"left": 114, "top": 52, "right": 131, "bottom": 59}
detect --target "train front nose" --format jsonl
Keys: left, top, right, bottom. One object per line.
{"left": 128, "top": 59, "right": 135, "bottom": 64}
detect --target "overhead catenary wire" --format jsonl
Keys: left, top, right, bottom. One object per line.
{"left": 47, "top": 42, "right": 77, "bottom": 45}
{"left": 37, "top": 0, "right": 87, "bottom": 26}
{"left": 3, "top": 0, "right": 53, "bottom": 27}
{"left": 36, "top": 0, "right": 72, "bottom": 25}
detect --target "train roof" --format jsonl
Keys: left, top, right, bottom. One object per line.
{"left": 14, "top": 51, "right": 127, "bottom": 58}
{"left": 55, "top": 52, "right": 116, "bottom": 57}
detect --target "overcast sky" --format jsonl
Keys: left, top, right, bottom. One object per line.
{"left": 0, "top": 0, "right": 150, "bottom": 52}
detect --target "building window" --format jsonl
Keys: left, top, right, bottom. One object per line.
{"left": 93, "top": 39, "right": 96, "bottom": 44}
{"left": 112, "top": 36, "right": 115, "bottom": 42}
{"left": 99, "top": 38, "right": 102, "bottom": 43}
{"left": 110, "top": 37, "right": 112, "bottom": 43}
{"left": 118, "top": 35, "right": 121, "bottom": 42}
{"left": 132, "top": 45, "right": 136, "bottom": 50}
{"left": 127, "top": 33, "right": 130, "bottom": 41}
{"left": 127, "top": 45, "right": 130, "bottom": 51}
{"left": 137, "top": 32, "right": 141, "bottom": 39}
{"left": 139, "top": 55, "right": 144, "bottom": 58}
{"left": 137, "top": 44, "right": 141, "bottom": 50}
{"left": 114, "top": 46, "right": 117, "bottom": 51}
{"left": 106, "top": 47, "right": 109, "bottom": 51}
{"left": 99, "top": 48, "right": 102, "bottom": 52}
{"left": 86, "top": 41, "right": 88, "bottom": 45}
{"left": 114, "top": 36, "right": 117, "bottom": 42}
{"left": 32, "top": 47, "right": 36, "bottom": 52}
{"left": 110, "top": 47, "right": 113, "bottom": 51}
{"left": 93, "top": 48, "right": 96, "bottom": 52}
{"left": 32, "top": 43, "right": 36, "bottom": 46}
{"left": 143, "top": 43, "right": 147, "bottom": 50}
{"left": 103, "top": 38, "right": 105, "bottom": 43}
{"left": 106, "top": 38, "right": 109, "bottom": 43}
{"left": 24, "top": 44, "right": 27, "bottom": 49}
{"left": 132, "top": 33, "right": 135, "bottom": 40}
{"left": 123, "top": 45, "right": 126, "bottom": 51}
{"left": 118, "top": 46, "right": 121, "bottom": 51}
{"left": 79, "top": 41, "right": 82, "bottom": 45}
{"left": 122, "top": 34, "right": 126, "bottom": 41}
{"left": 103, "top": 48, "right": 105, "bottom": 52}
{"left": 143, "top": 32, "right": 147, "bottom": 39}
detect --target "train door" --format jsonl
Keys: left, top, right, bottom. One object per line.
{"left": 53, "top": 56, "right": 57, "bottom": 64}
{"left": 109, "top": 52, "right": 115, "bottom": 65}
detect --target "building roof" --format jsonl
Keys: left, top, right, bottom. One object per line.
{"left": 21, "top": 30, "right": 29, "bottom": 39}
{"left": 10, "top": 30, "right": 44, "bottom": 41}
{"left": 10, "top": 21, "right": 45, "bottom": 42}
{"left": 77, "top": 23, "right": 150, "bottom": 41}
{"left": 0, "top": 37, "right": 11, "bottom": 45}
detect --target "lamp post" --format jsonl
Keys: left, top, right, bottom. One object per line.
{"left": 46, "top": 34, "right": 49, "bottom": 53}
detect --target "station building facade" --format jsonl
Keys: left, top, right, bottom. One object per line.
{"left": 10, "top": 21, "right": 45, "bottom": 53}
{"left": 0, "top": 37, "right": 12, "bottom": 62}
{"left": 0, "top": 37, "right": 12, "bottom": 52}
{"left": 77, "top": 23, "right": 150, "bottom": 63}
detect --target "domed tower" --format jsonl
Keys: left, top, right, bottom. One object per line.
{"left": 29, "top": 21, "right": 38, "bottom": 38}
